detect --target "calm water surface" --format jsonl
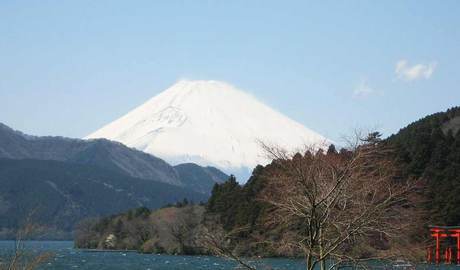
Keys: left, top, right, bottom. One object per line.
{"left": 0, "top": 241, "right": 456, "bottom": 270}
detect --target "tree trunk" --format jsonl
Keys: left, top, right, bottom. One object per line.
{"left": 320, "top": 228, "right": 326, "bottom": 270}
{"left": 306, "top": 251, "right": 313, "bottom": 270}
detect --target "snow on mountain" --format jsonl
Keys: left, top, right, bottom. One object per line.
{"left": 86, "top": 80, "right": 330, "bottom": 181}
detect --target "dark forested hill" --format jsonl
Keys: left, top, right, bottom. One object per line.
{"left": 0, "top": 122, "right": 229, "bottom": 238}
{"left": 0, "top": 158, "right": 208, "bottom": 239}
{"left": 387, "top": 106, "right": 460, "bottom": 225}
{"left": 0, "top": 123, "right": 228, "bottom": 238}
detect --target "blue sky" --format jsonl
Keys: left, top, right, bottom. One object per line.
{"left": 1, "top": 1, "right": 459, "bottom": 142}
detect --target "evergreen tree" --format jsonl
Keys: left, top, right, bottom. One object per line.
{"left": 327, "top": 144, "right": 337, "bottom": 155}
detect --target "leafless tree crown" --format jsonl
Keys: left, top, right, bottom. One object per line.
{"left": 258, "top": 136, "right": 420, "bottom": 270}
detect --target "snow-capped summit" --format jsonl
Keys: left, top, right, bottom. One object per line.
{"left": 86, "top": 80, "right": 329, "bottom": 181}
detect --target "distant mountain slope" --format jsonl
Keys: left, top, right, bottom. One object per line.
{"left": 0, "top": 123, "right": 180, "bottom": 185}
{"left": 174, "top": 163, "right": 228, "bottom": 194}
{"left": 0, "top": 123, "right": 228, "bottom": 193}
{"left": 86, "top": 80, "right": 329, "bottom": 181}
{"left": 387, "top": 106, "right": 460, "bottom": 225}
{"left": 0, "top": 158, "right": 209, "bottom": 239}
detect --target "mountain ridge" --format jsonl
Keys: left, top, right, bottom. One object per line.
{"left": 0, "top": 122, "right": 228, "bottom": 193}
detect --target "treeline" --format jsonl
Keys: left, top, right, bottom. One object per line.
{"left": 207, "top": 170, "right": 266, "bottom": 231}
{"left": 204, "top": 145, "right": 376, "bottom": 258}
{"left": 76, "top": 143, "right": 414, "bottom": 258}
{"left": 75, "top": 205, "right": 206, "bottom": 254}
{"left": 206, "top": 145, "right": 349, "bottom": 232}
{"left": 206, "top": 106, "right": 460, "bottom": 248}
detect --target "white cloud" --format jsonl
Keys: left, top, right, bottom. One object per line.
{"left": 395, "top": 59, "right": 437, "bottom": 81}
{"left": 353, "top": 79, "right": 374, "bottom": 98}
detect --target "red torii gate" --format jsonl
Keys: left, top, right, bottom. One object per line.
{"left": 428, "top": 225, "right": 460, "bottom": 265}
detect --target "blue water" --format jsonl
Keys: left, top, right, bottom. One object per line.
{"left": 0, "top": 241, "right": 305, "bottom": 270}
{"left": 0, "top": 241, "right": 457, "bottom": 270}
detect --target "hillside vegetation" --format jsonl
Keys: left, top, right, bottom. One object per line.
{"left": 75, "top": 107, "right": 460, "bottom": 259}
{"left": 388, "top": 106, "right": 460, "bottom": 224}
{"left": 75, "top": 204, "right": 207, "bottom": 254}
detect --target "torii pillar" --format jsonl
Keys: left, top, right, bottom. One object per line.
{"left": 430, "top": 227, "right": 448, "bottom": 264}
{"left": 449, "top": 229, "right": 460, "bottom": 265}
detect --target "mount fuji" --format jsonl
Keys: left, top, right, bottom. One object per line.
{"left": 86, "top": 80, "right": 329, "bottom": 181}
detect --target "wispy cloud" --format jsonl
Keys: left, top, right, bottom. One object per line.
{"left": 353, "top": 79, "right": 374, "bottom": 98}
{"left": 395, "top": 60, "right": 437, "bottom": 81}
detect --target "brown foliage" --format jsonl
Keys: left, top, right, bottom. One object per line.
{"left": 257, "top": 135, "right": 423, "bottom": 270}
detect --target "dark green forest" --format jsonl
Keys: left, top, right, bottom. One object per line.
{"left": 388, "top": 106, "right": 460, "bottom": 225}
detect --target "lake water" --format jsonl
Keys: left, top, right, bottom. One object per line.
{"left": 0, "top": 241, "right": 456, "bottom": 270}
{"left": 0, "top": 241, "right": 305, "bottom": 270}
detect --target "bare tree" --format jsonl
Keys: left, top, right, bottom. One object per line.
{"left": 0, "top": 223, "right": 52, "bottom": 270}
{"left": 258, "top": 134, "right": 422, "bottom": 270}
{"left": 123, "top": 217, "right": 156, "bottom": 249}
{"left": 200, "top": 223, "right": 258, "bottom": 270}
{"left": 74, "top": 217, "right": 100, "bottom": 249}
{"left": 169, "top": 206, "right": 203, "bottom": 254}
